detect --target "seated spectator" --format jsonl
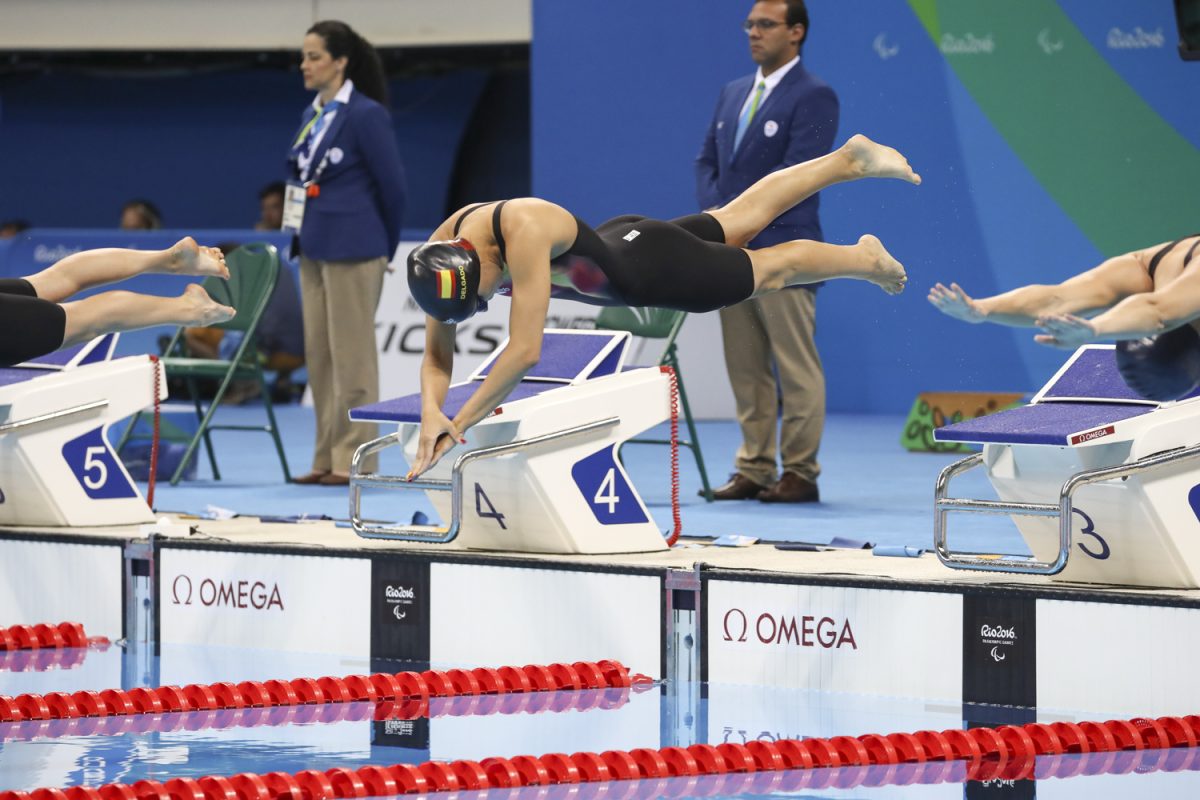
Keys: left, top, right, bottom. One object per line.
{"left": 120, "top": 199, "right": 163, "bottom": 230}
{"left": 0, "top": 219, "right": 31, "bottom": 239}
{"left": 256, "top": 182, "right": 286, "bottom": 231}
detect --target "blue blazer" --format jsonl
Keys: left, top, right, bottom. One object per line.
{"left": 290, "top": 91, "right": 407, "bottom": 262}
{"left": 695, "top": 60, "right": 838, "bottom": 248}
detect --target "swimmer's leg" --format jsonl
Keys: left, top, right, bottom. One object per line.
{"left": 748, "top": 234, "right": 907, "bottom": 296}
{"left": 709, "top": 135, "right": 920, "bottom": 247}
{"left": 59, "top": 284, "right": 235, "bottom": 347}
{"left": 24, "top": 237, "right": 228, "bottom": 302}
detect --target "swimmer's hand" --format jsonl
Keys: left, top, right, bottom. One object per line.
{"left": 408, "top": 409, "right": 466, "bottom": 480}
{"left": 927, "top": 283, "right": 986, "bottom": 323}
{"left": 1034, "top": 314, "right": 1096, "bottom": 348}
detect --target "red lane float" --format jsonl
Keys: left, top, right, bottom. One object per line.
{"left": 0, "top": 660, "right": 642, "bottom": 724}
{"left": 0, "top": 623, "right": 95, "bottom": 652}
{"left": 8, "top": 713, "right": 1200, "bottom": 800}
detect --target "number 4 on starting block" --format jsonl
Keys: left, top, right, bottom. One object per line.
{"left": 571, "top": 446, "right": 649, "bottom": 525}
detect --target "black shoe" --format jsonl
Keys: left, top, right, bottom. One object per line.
{"left": 758, "top": 473, "right": 820, "bottom": 503}
{"left": 705, "top": 473, "right": 769, "bottom": 501}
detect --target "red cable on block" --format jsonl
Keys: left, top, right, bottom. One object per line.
{"left": 660, "top": 365, "right": 682, "bottom": 546}
{"left": 8, "top": 714, "right": 1197, "bottom": 800}
{"left": 146, "top": 355, "right": 162, "bottom": 509}
{"left": 0, "top": 659, "right": 645, "bottom": 724}
{"left": 0, "top": 623, "right": 93, "bottom": 652}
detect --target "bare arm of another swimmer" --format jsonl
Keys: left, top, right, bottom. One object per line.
{"left": 408, "top": 222, "right": 554, "bottom": 479}
{"left": 928, "top": 256, "right": 1152, "bottom": 328}
{"left": 1036, "top": 266, "right": 1200, "bottom": 348}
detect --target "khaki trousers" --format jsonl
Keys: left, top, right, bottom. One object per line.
{"left": 299, "top": 255, "right": 387, "bottom": 474}
{"left": 719, "top": 287, "right": 824, "bottom": 486}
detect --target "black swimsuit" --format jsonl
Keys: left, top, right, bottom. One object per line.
{"left": 1147, "top": 234, "right": 1200, "bottom": 281}
{"left": 0, "top": 279, "right": 67, "bottom": 367}
{"left": 452, "top": 202, "right": 755, "bottom": 313}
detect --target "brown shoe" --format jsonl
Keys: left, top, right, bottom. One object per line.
{"left": 706, "top": 473, "right": 769, "bottom": 501}
{"left": 318, "top": 472, "right": 350, "bottom": 486}
{"left": 758, "top": 473, "right": 820, "bottom": 504}
{"left": 292, "top": 471, "right": 331, "bottom": 485}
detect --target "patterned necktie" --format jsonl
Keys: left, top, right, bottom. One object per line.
{"left": 733, "top": 82, "right": 766, "bottom": 152}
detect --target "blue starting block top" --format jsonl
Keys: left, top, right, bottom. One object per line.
{"left": 0, "top": 334, "right": 119, "bottom": 388}
{"left": 935, "top": 402, "right": 1152, "bottom": 446}
{"left": 351, "top": 381, "right": 557, "bottom": 424}
{"left": 0, "top": 366, "right": 57, "bottom": 388}
{"left": 352, "top": 330, "right": 631, "bottom": 425}
{"left": 472, "top": 330, "right": 628, "bottom": 383}
{"left": 1037, "top": 347, "right": 1147, "bottom": 402}
{"left": 935, "top": 346, "right": 1171, "bottom": 446}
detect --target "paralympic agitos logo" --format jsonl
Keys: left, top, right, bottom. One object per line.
{"left": 170, "top": 574, "right": 284, "bottom": 611}
{"left": 722, "top": 608, "right": 857, "bottom": 650}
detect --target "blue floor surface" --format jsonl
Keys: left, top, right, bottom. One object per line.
{"left": 130, "top": 403, "right": 1025, "bottom": 555}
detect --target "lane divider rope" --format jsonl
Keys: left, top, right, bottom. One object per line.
{"left": 0, "top": 623, "right": 95, "bottom": 652}
{"left": 0, "top": 685, "right": 638, "bottom": 745}
{"left": 7, "top": 713, "right": 1196, "bottom": 799}
{"left": 0, "top": 659, "right": 644, "bottom": 724}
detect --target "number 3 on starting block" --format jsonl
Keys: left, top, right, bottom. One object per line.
{"left": 571, "top": 446, "right": 649, "bottom": 525}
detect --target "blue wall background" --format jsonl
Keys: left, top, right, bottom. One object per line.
{"left": 0, "top": 69, "right": 491, "bottom": 232}
{"left": 531, "top": 0, "right": 1200, "bottom": 412}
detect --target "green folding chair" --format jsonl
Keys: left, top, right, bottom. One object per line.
{"left": 118, "top": 243, "right": 292, "bottom": 485}
{"left": 594, "top": 306, "right": 714, "bottom": 501}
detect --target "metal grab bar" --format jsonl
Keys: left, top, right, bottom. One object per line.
{"left": 350, "top": 417, "right": 620, "bottom": 542}
{"left": 934, "top": 442, "right": 1200, "bottom": 575}
{"left": 0, "top": 400, "right": 108, "bottom": 436}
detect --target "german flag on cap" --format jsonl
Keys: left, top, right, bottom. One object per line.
{"left": 437, "top": 270, "right": 455, "bottom": 300}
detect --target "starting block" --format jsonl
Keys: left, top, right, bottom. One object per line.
{"left": 933, "top": 345, "right": 1200, "bottom": 588}
{"left": 349, "top": 329, "right": 673, "bottom": 554}
{"left": 0, "top": 335, "right": 166, "bottom": 527}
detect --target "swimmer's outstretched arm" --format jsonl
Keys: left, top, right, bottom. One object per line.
{"left": 1036, "top": 267, "right": 1200, "bottom": 348}
{"left": 409, "top": 245, "right": 553, "bottom": 479}
{"left": 929, "top": 250, "right": 1153, "bottom": 328}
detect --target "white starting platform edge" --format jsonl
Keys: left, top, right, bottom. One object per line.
{"left": 934, "top": 345, "right": 1200, "bottom": 588}
{"left": 348, "top": 329, "right": 672, "bottom": 554}
{"left": 0, "top": 335, "right": 165, "bottom": 528}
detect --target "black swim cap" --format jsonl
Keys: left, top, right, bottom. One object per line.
{"left": 406, "top": 238, "right": 481, "bottom": 323}
{"left": 1115, "top": 325, "right": 1200, "bottom": 402}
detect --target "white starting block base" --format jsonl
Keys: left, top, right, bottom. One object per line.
{"left": 349, "top": 330, "right": 672, "bottom": 555}
{"left": 935, "top": 345, "right": 1200, "bottom": 588}
{"left": 0, "top": 336, "right": 165, "bottom": 527}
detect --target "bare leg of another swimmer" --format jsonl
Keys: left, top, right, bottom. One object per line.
{"left": 59, "top": 284, "right": 235, "bottom": 347}
{"left": 708, "top": 134, "right": 921, "bottom": 248}
{"left": 24, "top": 237, "right": 229, "bottom": 303}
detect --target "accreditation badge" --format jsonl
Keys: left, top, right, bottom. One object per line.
{"left": 282, "top": 181, "right": 307, "bottom": 233}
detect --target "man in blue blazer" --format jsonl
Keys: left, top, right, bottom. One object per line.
{"left": 695, "top": 0, "right": 838, "bottom": 503}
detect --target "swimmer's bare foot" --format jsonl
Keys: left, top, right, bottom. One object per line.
{"left": 842, "top": 134, "right": 921, "bottom": 185}
{"left": 181, "top": 283, "right": 236, "bottom": 326}
{"left": 161, "top": 237, "right": 229, "bottom": 280}
{"left": 858, "top": 234, "right": 907, "bottom": 295}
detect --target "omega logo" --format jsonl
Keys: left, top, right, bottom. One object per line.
{"left": 722, "top": 608, "right": 857, "bottom": 649}
{"left": 171, "top": 574, "right": 284, "bottom": 611}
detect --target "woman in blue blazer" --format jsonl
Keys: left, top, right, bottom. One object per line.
{"left": 289, "top": 20, "right": 406, "bottom": 486}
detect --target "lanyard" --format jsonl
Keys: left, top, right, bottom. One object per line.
{"left": 293, "top": 102, "right": 336, "bottom": 148}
